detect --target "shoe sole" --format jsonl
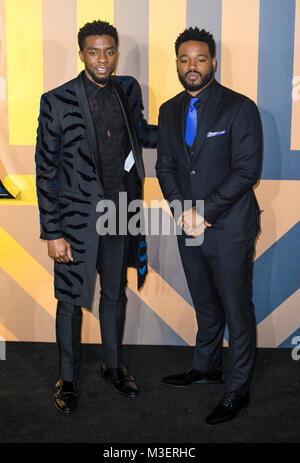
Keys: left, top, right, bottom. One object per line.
{"left": 114, "top": 387, "right": 137, "bottom": 398}
{"left": 162, "top": 379, "right": 225, "bottom": 387}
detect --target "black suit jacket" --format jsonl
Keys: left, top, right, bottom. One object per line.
{"left": 156, "top": 80, "right": 262, "bottom": 240}
{"left": 35, "top": 72, "right": 157, "bottom": 309}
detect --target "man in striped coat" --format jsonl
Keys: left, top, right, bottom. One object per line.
{"left": 35, "top": 20, "right": 157, "bottom": 413}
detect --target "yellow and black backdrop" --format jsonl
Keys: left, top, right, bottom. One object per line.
{"left": 0, "top": 0, "right": 299, "bottom": 347}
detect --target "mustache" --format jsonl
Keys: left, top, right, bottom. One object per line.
{"left": 185, "top": 70, "right": 202, "bottom": 78}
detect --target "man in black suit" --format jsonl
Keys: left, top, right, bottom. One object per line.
{"left": 156, "top": 27, "right": 262, "bottom": 425}
{"left": 35, "top": 20, "right": 156, "bottom": 413}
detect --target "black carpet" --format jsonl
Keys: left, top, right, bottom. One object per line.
{"left": 0, "top": 342, "right": 299, "bottom": 443}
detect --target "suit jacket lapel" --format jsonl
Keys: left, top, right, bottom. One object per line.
{"left": 174, "top": 92, "right": 191, "bottom": 163}
{"left": 111, "top": 76, "right": 144, "bottom": 184}
{"left": 74, "top": 72, "right": 104, "bottom": 195}
{"left": 193, "top": 81, "right": 224, "bottom": 155}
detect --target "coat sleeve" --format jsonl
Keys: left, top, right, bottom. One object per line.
{"left": 155, "top": 107, "right": 185, "bottom": 219}
{"left": 129, "top": 78, "right": 157, "bottom": 148}
{"left": 203, "top": 98, "right": 263, "bottom": 224}
{"left": 35, "top": 93, "right": 63, "bottom": 240}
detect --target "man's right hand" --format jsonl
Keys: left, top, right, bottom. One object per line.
{"left": 47, "top": 238, "right": 74, "bottom": 263}
{"left": 177, "top": 208, "right": 209, "bottom": 237}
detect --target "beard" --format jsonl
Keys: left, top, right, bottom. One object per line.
{"left": 178, "top": 65, "right": 214, "bottom": 92}
{"left": 85, "top": 66, "right": 112, "bottom": 86}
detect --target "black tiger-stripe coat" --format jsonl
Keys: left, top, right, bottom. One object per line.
{"left": 35, "top": 71, "right": 157, "bottom": 309}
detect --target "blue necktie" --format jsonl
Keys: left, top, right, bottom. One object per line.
{"left": 185, "top": 97, "right": 199, "bottom": 147}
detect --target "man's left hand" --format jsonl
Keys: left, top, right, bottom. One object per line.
{"left": 177, "top": 207, "right": 211, "bottom": 237}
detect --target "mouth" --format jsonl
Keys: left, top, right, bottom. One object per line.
{"left": 186, "top": 71, "right": 201, "bottom": 81}
{"left": 95, "top": 66, "right": 110, "bottom": 75}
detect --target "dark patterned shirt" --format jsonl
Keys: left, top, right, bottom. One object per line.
{"left": 83, "top": 73, "right": 131, "bottom": 203}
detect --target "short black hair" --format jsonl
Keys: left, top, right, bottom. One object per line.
{"left": 175, "top": 27, "right": 216, "bottom": 58}
{"left": 78, "top": 20, "right": 119, "bottom": 51}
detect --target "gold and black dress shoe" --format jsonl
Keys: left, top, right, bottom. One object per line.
{"left": 54, "top": 379, "right": 77, "bottom": 414}
{"left": 101, "top": 365, "right": 138, "bottom": 397}
{"left": 205, "top": 391, "right": 249, "bottom": 425}
{"left": 162, "top": 369, "right": 224, "bottom": 387}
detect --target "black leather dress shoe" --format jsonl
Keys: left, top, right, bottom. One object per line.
{"left": 54, "top": 379, "right": 77, "bottom": 414}
{"left": 101, "top": 365, "right": 138, "bottom": 397}
{"left": 162, "top": 369, "right": 224, "bottom": 387}
{"left": 205, "top": 391, "right": 249, "bottom": 425}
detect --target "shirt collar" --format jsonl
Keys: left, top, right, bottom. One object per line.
{"left": 184, "top": 78, "right": 216, "bottom": 105}
{"left": 83, "top": 71, "right": 112, "bottom": 97}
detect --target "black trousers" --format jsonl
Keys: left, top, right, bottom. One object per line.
{"left": 56, "top": 234, "right": 130, "bottom": 383}
{"left": 177, "top": 230, "right": 256, "bottom": 395}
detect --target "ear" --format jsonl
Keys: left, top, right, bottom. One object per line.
{"left": 79, "top": 50, "right": 84, "bottom": 63}
{"left": 114, "top": 51, "right": 120, "bottom": 74}
{"left": 212, "top": 57, "right": 217, "bottom": 72}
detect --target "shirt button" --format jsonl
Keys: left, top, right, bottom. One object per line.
{"left": 190, "top": 170, "right": 196, "bottom": 175}
{"left": 191, "top": 150, "right": 194, "bottom": 155}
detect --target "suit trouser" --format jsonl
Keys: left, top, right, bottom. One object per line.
{"left": 56, "top": 234, "right": 130, "bottom": 383}
{"left": 177, "top": 230, "right": 256, "bottom": 395}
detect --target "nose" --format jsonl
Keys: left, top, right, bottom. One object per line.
{"left": 97, "top": 51, "right": 107, "bottom": 63}
{"left": 189, "top": 58, "right": 197, "bottom": 70}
